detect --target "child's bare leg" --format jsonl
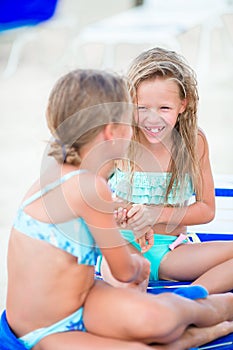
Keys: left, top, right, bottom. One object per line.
{"left": 159, "top": 241, "right": 233, "bottom": 293}
{"left": 84, "top": 281, "right": 233, "bottom": 345}
{"left": 32, "top": 322, "right": 233, "bottom": 350}
{"left": 193, "top": 258, "right": 233, "bottom": 294}
{"left": 192, "top": 293, "right": 233, "bottom": 327}
{"left": 101, "top": 255, "right": 148, "bottom": 292}
{"left": 150, "top": 321, "right": 233, "bottom": 350}
{"left": 34, "top": 331, "right": 151, "bottom": 350}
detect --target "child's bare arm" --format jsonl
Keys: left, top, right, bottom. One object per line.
{"left": 114, "top": 205, "right": 154, "bottom": 252}
{"left": 127, "top": 132, "right": 215, "bottom": 229}
{"left": 79, "top": 174, "right": 150, "bottom": 284}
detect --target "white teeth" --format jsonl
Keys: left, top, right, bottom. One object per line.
{"left": 145, "top": 126, "right": 163, "bottom": 133}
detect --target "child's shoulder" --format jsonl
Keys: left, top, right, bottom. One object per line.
{"left": 76, "top": 172, "right": 114, "bottom": 218}
{"left": 61, "top": 168, "right": 110, "bottom": 201}
{"left": 197, "top": 127, "right": 207, "bottom": 138}
{"left": 197, "top": 127, "right": 209, "bottom": 159}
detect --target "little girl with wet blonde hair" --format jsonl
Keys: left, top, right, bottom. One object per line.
{"left": 105, "top": 47, "right": 233, "bottom": 294}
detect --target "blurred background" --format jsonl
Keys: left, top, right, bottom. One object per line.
{"left": 0, "top": 0, "right": 232, "bottom": 311}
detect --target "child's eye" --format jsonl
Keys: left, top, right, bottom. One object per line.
{"left": 137, "top": 106, "right": 148, "bottom": 113}
{"left": 160, "top": 106, "right": 170, "bottom": 110}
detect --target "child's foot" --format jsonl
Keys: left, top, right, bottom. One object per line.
{"left": 196, "top": 293, "right": 233, "bottom": 326}
{"left": 150, "top": 321, "right": 233, "bottom": 350}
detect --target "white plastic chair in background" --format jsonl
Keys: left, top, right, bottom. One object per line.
{"left": 71, "top": 0, "right": 233, "bottom": 77}
{"left": 71, "top": 4, "right": 182, "bottom": 69}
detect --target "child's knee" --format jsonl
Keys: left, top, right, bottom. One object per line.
{"left": 131, "top": 304, "right": 183, "bottom": 343}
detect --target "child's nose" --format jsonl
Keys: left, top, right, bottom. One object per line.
{"left": 146, "top": 109, "right": 162, "bottom": 121}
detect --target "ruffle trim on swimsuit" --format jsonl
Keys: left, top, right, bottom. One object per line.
{"left": 109, "top": 169, "right": 194, "bottom": 205}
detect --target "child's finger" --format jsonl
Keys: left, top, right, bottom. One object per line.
{"left": 115, "top": 207, "right": 124, "bottom": 220}
{"left": 131, "top": 220, "right": 149, "bottom": 231}
{"left": 113, "top": 209, "right": 118, "bottom": 220}
{"left": 127, "top": 204, "right": 143, "bottom": 218}
{"left": 114, "top": 207, "right": 128, "bottom": 227}
{"left": 133, "top": 225, "right": 151, "bottom": 240}
{"left": 122, "top": 208, "right": 127, "bottom": 221}
{"left": 143, "top": 229, "right": 154, "bottom": 252}
{"left": 137, "top": 236, "right": 146, "bottom": 251}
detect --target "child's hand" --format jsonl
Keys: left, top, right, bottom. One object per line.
{"left": 127, "top": 204, "right": 161, "bottom": 230}
{"left": 113, "top": 207, "right": 128, "bottom": 228}
{"left": 136, "top": 228, "right": 154, "bottom": 253}
{"left": 131, "top": 253, "right": 151, "bottom": 286}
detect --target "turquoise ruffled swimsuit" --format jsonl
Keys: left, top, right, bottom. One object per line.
{"left": 108, "top": 168, "right": 194, "bottom": 280}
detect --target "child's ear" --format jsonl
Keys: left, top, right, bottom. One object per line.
{"left": 179, "top": 98, "right": 187, "bottom": 114}
{"left": 103, "top": 124, "right": 115, "bottom": 141}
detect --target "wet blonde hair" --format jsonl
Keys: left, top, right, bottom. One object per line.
{"left": 127, "top": 47, "right": 201, "bottom": 202}
{"left": 47, "top": 69, "right": 132, "bottom": 165}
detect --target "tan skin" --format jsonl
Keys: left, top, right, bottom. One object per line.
{"left": 106, "top": 77, "right": 233, "bottom": 294}
{"left": 6, "top": 123, "right": 233, "bottom": 350}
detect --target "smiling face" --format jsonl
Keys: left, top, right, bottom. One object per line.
{"left": 135, "top": 77, "right": 187, "bottom": 145}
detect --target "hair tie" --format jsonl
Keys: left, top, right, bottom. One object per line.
{"left": 55, "top": 138, "right": 67, "bottom": 162}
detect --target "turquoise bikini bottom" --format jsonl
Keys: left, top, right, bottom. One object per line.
{"left": 95, "top": 230, "right": 189, "bottom": 281}
{"left": 18, "top": 307, "right": 86, "bottom": 349}
{"left": 121, "top": 230, "right": 189, "bottom": 280}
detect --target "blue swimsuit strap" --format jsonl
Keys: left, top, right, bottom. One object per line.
{"left": 21, "top": 169, "right": 88, "bottom": 209}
